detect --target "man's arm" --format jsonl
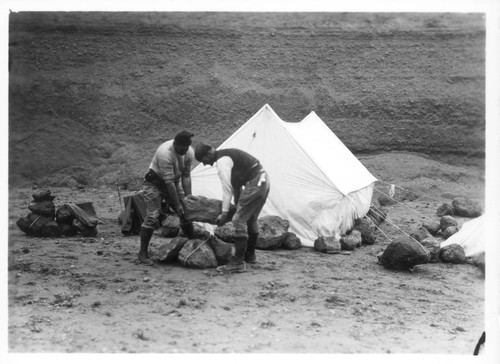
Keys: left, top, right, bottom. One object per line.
{"left": 217, "top": 156, "right": 234, "bottom": 212}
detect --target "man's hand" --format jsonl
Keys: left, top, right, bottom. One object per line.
{"left": 216, "top": 212, "right": 229, "bottom": 226}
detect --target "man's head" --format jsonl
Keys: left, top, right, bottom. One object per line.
{"left": 195, "top": 144, "right": 216, "bottom": 166}
{"left": 173, "top": 131, "right": 194, "bottom": 155}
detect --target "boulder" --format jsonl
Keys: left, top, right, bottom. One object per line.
{"left": 28, "top": 200, "right": 56, "bottom": 218}
{"left": 379, "top": 237, "right": 430, "bottom": 270}
{"left": 439, "top": 244, "right": 466, "bottom": 264}
{"left": 442, "top": 225, "right": 460, "bottom": 239}
{"left": 451, "top": 197, "right": 482, "bottom": 218}
{"left": 353, "top": 217, "right": 377, "bottom": 245}
{"left": 440, "top": 215, "right": 458, "bottom": 232}
{"left": 282, "top": 232, "right": 302, "bottom": 250}
{"left": 422, "top": 220, "right": 441, "bottom": 236}
{"left": 160, "top": 215, "right": 180, "bottom": 238}
{"left": 157, "top": 237, "right": 188, "bottom": 263}
{"left": 183, "top": 195, "right": 235, "bottom": 224}
{"left": 314, "top": 236, "right": 341, "bottom": 254}
{"left": 207, "top": 236, "right": 232, "bottom": 265}
{"left": 420, "top": 237, "right": 441, "bottom": 263}
{"left": 437, "top": 203, "right": 455, "bottom": 217}
{"left": 340, "top": 230, "right": 362, "bottom": 251}
{"left": 410, "top": 226, "right": 434, "bottom": 242}
{"left": 378, "top": 195, "right": 396, "bottom": 206}
{"left": 72, "top": 218, "right": 97, "bottom": 236}
{"left": 214, "top": 221, "right": 237, "bottom": 243}
{"left": 366, "top": 201, "right": 388, "bottom": 226}
{"left": 255, "top": 215, "right": 290, "bottom": 250}
{"left": 178, "top": 239, "right": 218, "bottom": 268}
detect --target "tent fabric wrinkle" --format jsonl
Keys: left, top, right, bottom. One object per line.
{"left": 191, "top": 104, "right": 377, "bottom": 247}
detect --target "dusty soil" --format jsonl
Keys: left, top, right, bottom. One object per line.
{"left": 7, "top": 12, "right": 487, "bottom": 354}
{"left": 8, "top": 152, "right": 485, "bottom": 353}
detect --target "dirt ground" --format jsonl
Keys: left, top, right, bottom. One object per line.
{"left": 7, "top": 152, "right": 486, "bottom": 353}
{"left": 6, "top": 11, "right": 491, "bottom": 355}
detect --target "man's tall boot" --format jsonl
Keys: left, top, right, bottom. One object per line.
{"left": 216, "top": 235, "right": 247, "bottom": 273}
{"left": 138, "top": 227, "right": 154, "bottom": 265}
{"left": 245, "top": 232, "right": 258, "bottom": 264}
{"left": 180, "top": 219, "right": 195, "bottom": 239}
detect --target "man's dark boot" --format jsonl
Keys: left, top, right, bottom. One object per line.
{"left": 138, "top": 227, "right": 154, "bottom": 265}
{"left": 245, "top": 232, "right": 258, "bottom": 264}
{"left": 180, "top": 219, "right": 195, "bottom": 239}
{"left": 216, "top": 235, "right": 247, "bottom": 273}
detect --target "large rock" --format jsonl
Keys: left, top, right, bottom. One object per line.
{"left": 56, "top": 205, "right": 74, "bottom": 225}
{"left": 28, "top": 200, "right": 56, "bottom": 218}
{"left": 410, "top": 226, "right": 434, "bottom": 242}
{"left": 72, "top": 218, "right": 97, "bottom": 237}
{"left": 184, "top": 196, "right": 235, "bottom": 224}
{"left": 314, "top": 236, "right": 341, "bottom": 254}
{"left": 366, "top": 201, "right": 388, "bottom": 226}
{"left": 420, "top": 237, "right": 441, "bottom": 263}
{"left": 157, "top": 237, "right": 188, "bottom": 263}
{"left": 255, "top": 215, "right": 290, "bottom": 250}
{"left": 214, "top": 222, "right": 237, "bottom": 243}
{"left": 422, "top": 220, "right": 441, "bottom": 236}
{"left": 340, "top": 230, "right": 362, "bottom": 251}
{"left": 439, "top": 244, "right": 466, "bottom": 264}
{"left": 437, "top": 203, "right": 455, "bottom": 217}
{"left": 178, "top": 239, "right": 218, "bottom": 268}
{"left": 379, "top": 237, "right": 430, "bottom": 270}
{"left": 58, "top": 223, "right": 78, "bottom": 237}
{"left": 282, "top": 232, "right": 302, "bottom": 250}
{"left": 32, "top": 190, "right": 55, "bottom": 202}
{"left": 452, "top": 197, "right": 482, "bottom": 218}
{"left": 160, "top": 215, "right": 180, "bottom": 238}
{"left": 207, "top": 236, "right": 232, "bottom": 265}
{"left": 440, "top": 215, "right": 458, "bottom": 231}
{"left": 41, "top": 221, "right": 63, "bottom": 238}
{"left": 353, "top": 217, "right": 377, "bottom": 245}
{"left": 442, "top": 225, "right": 460, "bottom": 239}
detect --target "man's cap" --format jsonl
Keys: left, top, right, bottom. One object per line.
{"left": 174, "top": 131, "right": 194, "bottom": 146}
{"left": 194, "top": 144, "right": 212, "bottom": 161}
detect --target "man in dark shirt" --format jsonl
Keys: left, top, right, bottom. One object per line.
{"left": 195, "top": 144, "right": 270, "bottom": 273}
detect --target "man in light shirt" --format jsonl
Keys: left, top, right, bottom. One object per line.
{"left": 138, "top": 130, "right": 195, "bottom": 265}
{"left": 195, "top": 144, "right": 270, "bottom": 273}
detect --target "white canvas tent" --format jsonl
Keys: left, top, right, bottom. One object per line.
{"left": 191, "top": 104, "right": 378, "bottom": 247}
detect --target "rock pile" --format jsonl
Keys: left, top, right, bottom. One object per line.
{"left": 437, "top": 197, "right": 482, "bottom": 218}
{"left": 16, "top": 190, "right": 99, "bottom": 238}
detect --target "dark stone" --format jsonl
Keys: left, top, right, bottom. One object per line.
{"left": 439, "top": 244, "right": 466, "bottom": 264}
{"left": 422, "top": 220, "right": 441, "bottom": 235}
{"left": 379, "top": 237, "right": 430, "bottom": 270}
{"left": 410, "top": 226, "right": 434, "bottom": 242}
{"left": 366, "top": 201, "right": 388, "bottom": 226}
{"left": 178, "top": 239, "right": 218, "bottom": 268}
{"left": 28, "top": 200, "right": 56, "bottom": 218}
{"left": 282, "top": 232, "right": 301, "bottom": 250}
{"left": 207, "top": 236, "right": 232, "bottom": 265}
{"left": 442, "top": 225, "right": 460, "bottom": 239}
{"left": 56, "top": 205, "right": 74, "bottom": 225}
{"left": 378, "top": 195, "right": 396, "bottom": 206}
{"left": 440, "top": 215, "right": 458, "bottom": 231}
{"left": 340, "top": 230, "right": 362, "bottom": 251}
{"left": 160, "top": 215, "right": 180, "bottom": 238}
{"left": 420, "top": 237, "right": 441, "bottom": 263}
{"left": 41, "top": 221, "right": 63, "bottom": 237}
{"left": 157, "top": 237, "right": 188, "bottom": 263}
{"left": 184, "top": 195, "right": 235, "bottom": 224}
{"left": 437, "top": 203, "right": 454, "bottom": 217}
{"left": 255, "top": 215, "right": 290, "bottom": 250}
{"left": 32, "top": 190, "right": 55, "bottom": 202}
{"left": 214, "top": 222, "right": 237, "bottom": 243}
{"left": 452, "top": 197, "right": 482, "bottom": 218}
{"left": 353, "top": 217, "right": 377, "bottom": 245}
{"left": 314, "top": 236, "right": 341, "bottom": 253}
{"left": 17, "top": 213, "right": 54, "bottom": 236}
